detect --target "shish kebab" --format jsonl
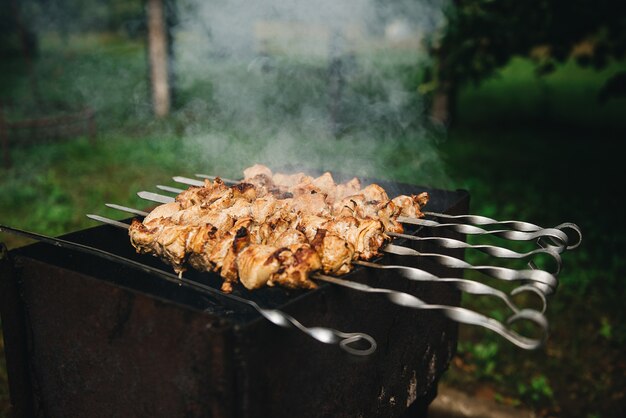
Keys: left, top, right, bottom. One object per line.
{"left": 125, "top": 164, "right": 558, "bottom": 294}
{"left": 191, "top": 174, "right": 581, "bottom": 253}
{"left": 86, "top": 162, "right": 552, "bottom": 350}
{"left": 128, "top": 164, "right": 428, "bottom": 293}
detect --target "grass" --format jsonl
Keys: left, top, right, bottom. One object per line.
{"left": 1, "top": 32, "right": 626, "bottom": 417}
{"left": 438, "top": 58, "right": 626, "bottom": 418}
{"left": 439, "top": 126, "right": 625, "bottom": 418}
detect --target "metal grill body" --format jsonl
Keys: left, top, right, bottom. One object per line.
{"left": 0, "top": 181, "right": 469, "bottom": 418}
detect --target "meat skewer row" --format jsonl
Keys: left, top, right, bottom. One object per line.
{"left": 75, "top": 216, "right": 551, "bottom": 350}
{"left": 152, "top": 183, "right": 566, "bottom": 276}
{"left": 193, "top": 164, "right": 580, "bottom": 251}
{"left": 135, "top": 182, "right": 561, "bottom": 291}
{"left": 132, "top": 171, "right": 556, "bottom": 293}
{"left": 180, "top": 165, "right": 429, "bottom": 222}
{"left": 129, "top": 199, "right": 390, "bottom": 292}
{"left": 171, "top": 175, "right": 428, "bottom": 236}
{"left": 129, "top": 172, "right": 428, "bottom": 292}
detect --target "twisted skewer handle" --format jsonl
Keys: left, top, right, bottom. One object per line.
{"left": 354, "top": 260, "right": 547, "bottom": 314}
{"left": 399, "top": 216, "right": 580, "bottom": 252}
{"left": 384, "top": 244, "right": 558, "bottom": 294}
{"left": 314, "top": 273, "right": 548, "bottom": 350}
{"left": 250, "top": 302, "right": 376, "bottom": 355}
{"left": 422, "top": 212, "right": 582, "bottom": 251}
{"left": 388, "top": 231, "right": 563, "bottom": 275}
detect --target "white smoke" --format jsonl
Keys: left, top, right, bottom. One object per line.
{"left": 171, "top": 0, "right": 449, "bottom": 184}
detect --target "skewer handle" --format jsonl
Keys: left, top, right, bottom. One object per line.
{"left": 314, "top": 273, "right": 548, "bottom": 350}
{"left": 384, "top": 244, "right": 558, "bottom": 294}
{"left": 388, "top": 232, "right": 563, "bottom": 275}
{"left": 354, "top": 260, "right": 547, "bottom": 314}
{"left": 401, "top": 215, "right": 581, "bottom": 251}
{"left": 423, "top": 212, "right": 582, "bottom": 250}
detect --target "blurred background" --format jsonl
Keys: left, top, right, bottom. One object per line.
{"left": 0, "top": 0, "right": 624, "bottom": 417}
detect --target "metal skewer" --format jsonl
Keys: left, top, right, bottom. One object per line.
{"left": 313, "top": 273, "right": 548, "bottom": 350}
{"left": 388, "top": 231, "right": 562, "bottom": 275}
{"left": 78, "top": 216, "right": 377, "bottom": 356}
{"left": 420, "top": 212, "right": 582, "bottom": 251}
{"left": 195, "top": 174, "right": 239, "bottom": 184}
{"left": 105, "top": 203, "right": 148, "bottom": 217}
{"left": 134, "top": 191, "right": 560, "bottom": 292}
{"left": 156, "top": 185, "right": 185, "bottom": 194}
{"left": 353, "top": 260, "right": 547, "bottom": 314}
{"left": 191, "top": 172, "right": 581, "bottom": 251}
{"left": 107, "top": 202, "right": 550, "bottom": 313}
{"left": 95, "top": 204, "right": 549, "bottom": 350}
{"left": 173, "top": 176, "right": 205, "bottom": 187}
{"left": 399, "top": 216, "right": 573, "bottom": 252}
{"left": 384, "top": 244, "right": 557, "bottom": 294}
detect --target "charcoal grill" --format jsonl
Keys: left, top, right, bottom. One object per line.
{"left": 1, "top": 178, "right": 470, "bottom": 418}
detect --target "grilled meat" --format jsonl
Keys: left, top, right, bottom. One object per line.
{"left": 128, "top": 165, "right": 429, "bottom": 291}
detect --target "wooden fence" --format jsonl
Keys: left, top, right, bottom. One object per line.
{"left": 0, "top": 103, "right": 96, "bottom": 168}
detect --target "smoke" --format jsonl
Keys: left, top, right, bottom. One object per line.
{"left": 171, "top": 0, "right": 450, "bottom": 184}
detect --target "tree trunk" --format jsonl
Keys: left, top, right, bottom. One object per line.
{"left": 147, "top": 0, "right": 170, "bottom": 118}
{"left": 430, "top": 81, "right": 456, "bottom": 126}
{"left": 429, "top": 41, "right": 456, "bottom": 126}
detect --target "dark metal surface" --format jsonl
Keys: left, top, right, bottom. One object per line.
{"left": 0, "top": 180, "right": 469, "bottom": 418}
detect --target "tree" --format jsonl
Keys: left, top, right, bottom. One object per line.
{"left": 422, "top": 0, "right": 626, "bottom": 124}
{"left": 147, "top": 0, "right": 171, "bottom": 118}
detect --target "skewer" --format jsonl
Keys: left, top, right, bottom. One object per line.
{"left": 79, "top": 216, "right": 376, "bottom": 356}
{"left": 84, "top": 211, "right": 549, "bottom": 350}
{"left": 353, "top": 260, "right": 547, "bottom": 314}
{"left": 137, "top": 191, "right": 174, "bottom": 204}
{"left": 131, "top": 191, "right": 560, "bottom": 291}
{"left": 384, "top": 244, "right": 557, "bottom": 294}
{"left": 387, "top": 231, "right": 562, "bottom": 275}
{"left": 106, "top": 202, "right": 553, "bottom": 306}
{"left": 156, "top": 185, "right": 185, "bottom": 194}
{"left": 195, "top": 173, "right": 239, "bottom": 184}
{"left": 189, "top": 172, "right": 581, "bottom": 251}
{"left": 138, "top": 190, "right": 562, "bottom": 275}
{"left": 105, "top": 203, "right": 148, "bottom": 217}
{"left": 173, "top": 176, "right": 204, "bottom": 187}
{"left": 313, "top": 273, "right": 548, "bottom": 350}
{"left": 398, "top": 216, "right": 573, "bottom": 252}
{"left": 420, "top": 212, "right": 582, "bottom": 250}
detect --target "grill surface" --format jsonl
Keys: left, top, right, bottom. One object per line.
{"left": 1, "top": 179, "right": 469, "bottom": 418}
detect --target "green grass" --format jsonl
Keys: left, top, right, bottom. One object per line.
{"left": 457, "top": 56, "right": 626, "bottom": 131}
{"left": 438, "top": 126, "right": 625, "bottom": 417}
{"left": 1, "top": 32, "right": 626, "bottom": 418}
{"left": 438, "top": 59, "right": 626, "bottom": 418}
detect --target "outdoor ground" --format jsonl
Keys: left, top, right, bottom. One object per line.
{"left": 0, "top": 33, "right": 625, "bottom": 417}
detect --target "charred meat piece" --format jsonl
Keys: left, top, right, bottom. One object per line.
{"left": 311, "top": 229, "right": 354, "bottom": 275}
{"left": 267, "top": 244, "right": 321, "bottom": 289}
{"left": 175, "top": 178, "right": 230, "bottom": 209}
{"left": 392, "top": 192, "right": 429, "bottom": 218}
{"left": 237, "top": 244, "right": 282, "bottom": 290}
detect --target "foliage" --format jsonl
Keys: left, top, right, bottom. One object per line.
{"left": 423, "top": 0, "right": 626, "bottom": 106}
